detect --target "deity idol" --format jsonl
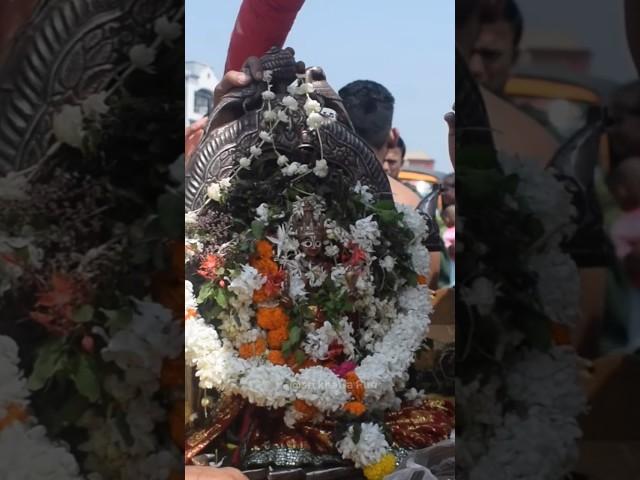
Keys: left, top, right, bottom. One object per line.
{"left": 184, "top": 47, "right": 454, "bottom": 477}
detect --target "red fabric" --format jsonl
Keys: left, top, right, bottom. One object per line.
{"left": 224, "top": 0, "right": 305, "bottom": 73}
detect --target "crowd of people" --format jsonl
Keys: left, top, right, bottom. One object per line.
{"left": 454, "top": 0, "right": 640, "bottom": 359}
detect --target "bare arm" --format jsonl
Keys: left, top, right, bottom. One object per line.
{"left": 185, "top": 466, "right": 249, "bottom": 480}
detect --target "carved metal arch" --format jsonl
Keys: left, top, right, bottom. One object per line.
{"left": 184, "top": 113, "right": 392, "bottom": 212}
{"left": 0, "top": 0, "right": 175, "bottom": 173}
{"left": 185, "top": 47, "right": 391, "bottom": 211}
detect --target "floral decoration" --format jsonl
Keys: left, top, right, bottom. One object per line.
{"left": 185, "top": 71, "right": 435, "bottom": 477}
{"left": 456, "top": 147, "right": 587, "bottom": 479}
{"left": 0, "top": 5, "right": 185, "bottom": 479}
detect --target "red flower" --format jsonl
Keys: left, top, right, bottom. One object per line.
{"left": 253, "top": 269, "right": 286, "bottom": 303}
{"left": 342, "top": 243, "right": 367, "bottom": 266}
{"left": 264, "top": 269, "right": 286, "bottom": 296}
{"left": 198, "top": 254, "right": 222, "bottom": 280}
{"left": 30, "top": 273, "right": 85, "bottom": 336}
{"left": 326, "top": 340, "right": 344, "bottom": 360}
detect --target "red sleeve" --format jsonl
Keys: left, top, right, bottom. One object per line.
{"left": 224, "top": 0, "right": 305, "bottom": 73}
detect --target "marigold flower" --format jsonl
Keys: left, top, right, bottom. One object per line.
{"left": 267, "top": 327, "right": 288, "bottom": 349}
{"left": 362, "top": 453, "right": 396, "bottom": 480}
{"left": 0, "top": 404, "right": 28, "bottom": 431}
{"left": 343, "top": 401, "right": 366, "bottom": 416}
{"left": 293, "top": 399, "right": 318, "bottom": 418}
{"left": 239, "top": 338, "right": 267, "bottom": 359}
{"left": 344, "top": 371, "right": 365, "bottom": 401}
{"left": 256, "top": 306, "right": 289, "bottom": 330}
{"left": 254, "top": 338, "right": 267, "bottom": 355}
{"left": 251, "top": 257, "right": 279, "bottom": 276}
{"left": 267, "top": 350, "right": 286, "bottom": 365}
{"left": 255, "top": 240, "right": 274, "bottom": 259}
{"left": 238, "top": 343, "right": 254, "bottom": 359}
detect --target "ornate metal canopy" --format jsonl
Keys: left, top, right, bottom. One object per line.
{"left": 184, "top": 47, "right": 392, "bottom": 212}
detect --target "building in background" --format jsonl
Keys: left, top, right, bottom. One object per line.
{"left": 518, "top": 31, "right": 592, "bottom": 74}
{"left": 405, "top": 151, "right": 435, "bottom": 172}
{"left": 185, "top": 61, "right": 218, "bottom": 126}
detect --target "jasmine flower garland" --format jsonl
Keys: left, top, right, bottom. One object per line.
{"left": 456, "top": 146, "right": 586, "bottom": 478}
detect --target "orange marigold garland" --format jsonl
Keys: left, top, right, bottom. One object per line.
{"left": 267, "top": 350, "right": 287, "bottom": 365}
{"left": 238, "top": 338, "right": 267, "bottom": 359}
{"left": 255, "top": 239, "right": 274, "bottom": 259}
{"left": 256, "top": 306, "right": 289, "bottom": 330}
{"left": 343, "top": 401, "right": 366, "bottom": 417}
{"left": 293, "top": 399, "right": 319, "bottom": 421}
{"left": 267, "top": 327, "right": 289, "bottom": 350}
{"left": 344, "top": 371, "right": 365, "bottom": 402}
{"left": 0, "top": 404, "right": 28, "bottom": 431}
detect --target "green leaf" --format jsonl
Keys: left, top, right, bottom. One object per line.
{"left": 215, "top": 288, "right": 228, "bottom": 308}
{"left": 294, "top": 349, "right": 306, "bottom": 365}
{"left": 282, "top": 325, "right": 302, "bottom": 355}
{"left": 251, "top": 220, "right": 264, "bottom": 239}
{"left": 102, "top": 308, "right": 132, "bottom": 332}
{"left": 289, "top": 325, "right": 302, "bottom": 345}
{"left": 48, "top": 394, "right": 90, "bottom": 434}
{"left": 374, "top": 199, "right": 396, "bottom": 211}
{"left": 72, "top": 305, "right": 94, "bottom": 323}
{"left": 197, "top": 282, "right": 215, "bottom": 304}
{"left": 353, "top": 423, "right": 362, "bottom": 443}
{"left": 28, "top": 339, "right": 67, "bottom": 391}
{"left": 70, "top": 355, "right": 101, "bottom": 403}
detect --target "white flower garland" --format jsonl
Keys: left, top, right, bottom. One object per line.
{"left": 0, "top": 335, "right": 83, "bottom": 479}
{"left": 185, "top": 282, "right": 431, "bottom": 414}
{"left": 336, "top": 423, "right": 391, "bottom": 469}
{"left": 459, "top": 153, "right": 586, "bottom": 479}
{"left": 186, "top": 191, "right": 433, "bottom": 472}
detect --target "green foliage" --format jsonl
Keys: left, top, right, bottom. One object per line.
{"left": 72, "top": 305, "right": 94, "bottom": 324}
{"left": 70, "top": 355, "right": 101, "bottom": 403}
{"left": 28, "top": 338, "right": 68, "bottom": 391}
{"left": 197, "top": 282, "right": 216, "bottom": 304}
{"left": 282, "top": 325, "right": 302, "bottom": 355}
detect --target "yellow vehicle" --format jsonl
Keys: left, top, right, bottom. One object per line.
{"left": 398, "top": 168, "right": 447, "bottom": 214}
{"left": 398, "top": 168, "right": 445, "bottom": 198}
{"left": 504, "top": 68, "right": 616, "bottom": 172}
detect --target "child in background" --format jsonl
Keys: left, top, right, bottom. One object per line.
{"left": 608, "top": 157, "right": 640, "bottom": 354}
{"left": 609, "top": 157, "right": 640, "bottom": 288}
{"left": 441, "top": 205, "right": 455, "bottom": 286}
